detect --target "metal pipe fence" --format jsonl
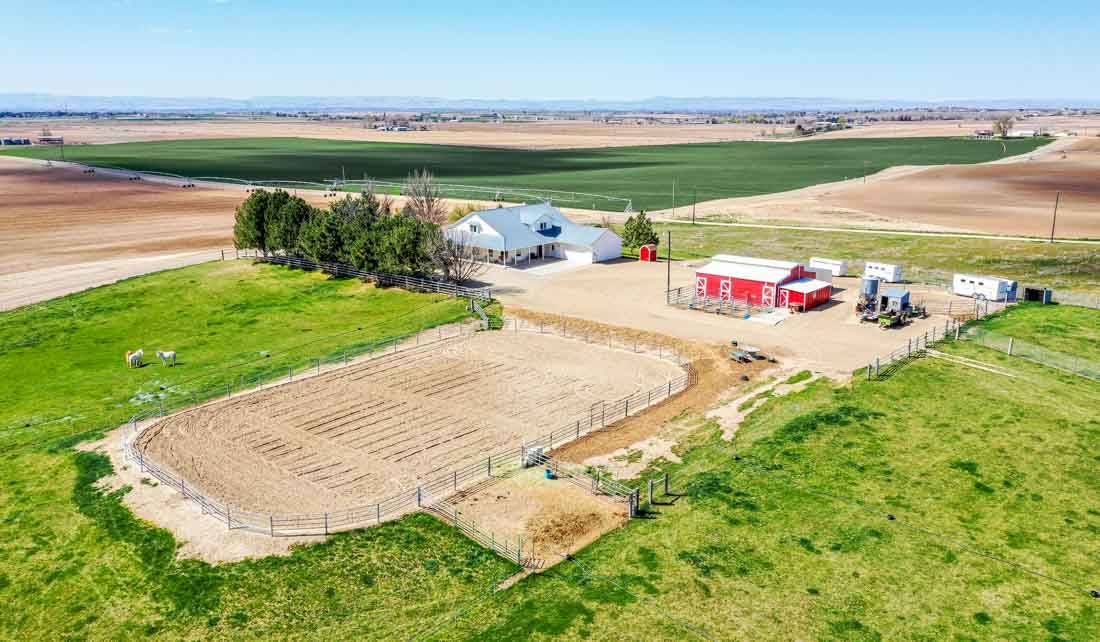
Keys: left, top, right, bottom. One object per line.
{"left": 665, "top": 285, "right": 773, "bottom": 316}
{"left": 121, "top": 314, "right": 695, "bottom": 542}
{"left": 499, "top": 315, "right": 693, "bottom": 367}
{"left": 865, "top": 318, "right": 962, "bottom": 380}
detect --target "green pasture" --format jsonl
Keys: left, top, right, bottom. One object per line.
{"left": 1, "top": 258, "right": 1097, "bottom": 639}
{"left": 1, "top": 135, "right": 1048, "bottom": 211}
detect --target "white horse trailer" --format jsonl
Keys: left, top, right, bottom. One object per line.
{"left": 809, "top": 257, "right": 848, "bottom": 280}
{"left": 863, "top": 261, "right": 902, "bottom": 282}
{"left": 952, "top": 274, "right": 1018, "bottom": 302}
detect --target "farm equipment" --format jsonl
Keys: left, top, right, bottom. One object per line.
{"left": 857, "top": 279, "right": 925, "bottom": 329}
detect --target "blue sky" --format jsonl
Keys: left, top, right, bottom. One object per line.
{"left": 3, "top": 1, "right": 1097, "bottom": 100}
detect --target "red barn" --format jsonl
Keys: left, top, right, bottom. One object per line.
{"left": 694, "top": 255, "right": 832, "bottom": 310}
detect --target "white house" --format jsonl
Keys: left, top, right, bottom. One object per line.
{"left": 447, "top": 202, "right": 622, "bottom": 267}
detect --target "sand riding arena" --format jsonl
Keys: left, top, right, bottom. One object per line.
{"left": 130, "top": 326, "right": 690, "bottom": 535}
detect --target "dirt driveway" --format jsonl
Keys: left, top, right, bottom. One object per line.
{"left": 482, "top": 260, "right": 963, "bottom": 377}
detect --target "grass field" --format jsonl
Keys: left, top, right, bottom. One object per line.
{"left": 631, "top": 221, "right": 1100, "bottom": 293}
{"left": 426, "top": 309, "right": 1100, "bottom": 640}
{"left": 2, "top": 259, "right": 1097, "bottom": 640}
{"left": 976, "top": 304, "right": 1100, "bottom": 362}
{"left": 1, "top": 136, "right": 1049, "bottom": 211}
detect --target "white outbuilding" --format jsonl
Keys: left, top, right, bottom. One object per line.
{"left": 863, "top": 261, "right": 903, "bottom": 282}
{"left": 808, "top": 257, "right": 849, "bottom": 280}
{"left": 447, "top": 202, "right": 622, "bottom": 267}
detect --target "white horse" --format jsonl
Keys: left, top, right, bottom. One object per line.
{"left": 126, "top": 349, "right": 144, "bottom": 368}
{"left": 156, "top": 350, "right": 177, "bottom": 367}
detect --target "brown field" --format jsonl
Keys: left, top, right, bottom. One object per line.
{"left": 666, "top": 137, "right": 1100, "bottom": 237}
{"left": 5, "top": 114, "right": 1100, "bottom": 149}
{"left": 135, "top": 331, "right": 683, "bottom": 515}
{"left": 0, "top": 156, "right": 502, "bottom": 310}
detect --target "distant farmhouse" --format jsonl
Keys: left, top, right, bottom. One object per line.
{"left": 447, "top": 203, "right": 622, "bottom": 267}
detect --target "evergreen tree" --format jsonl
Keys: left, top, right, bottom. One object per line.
{"left": 622, "top": 210, "right": 659, "bottom": 250}
{"left": 232, "top": 190, "right": 271, "bottom": 255}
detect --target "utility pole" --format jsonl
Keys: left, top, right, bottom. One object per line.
{"left": 666, "top": 230, "right": 671, "bottom": 293}
{"left": 671, "top": 179, "right": 677, "bottom": 219}
{"left": 691, "top": 187, "right": 697, "bottom": 224}
{"left": 1049, "top": 191, "right": 1061, "bottom": 243}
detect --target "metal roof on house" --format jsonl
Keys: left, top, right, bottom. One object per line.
{"left": 780, "top": 277, "right": 832, "bottom": 294}
{"left": 448, "top": 202, "right": 613, "bottom": 252}
{"left": 697, "top": 260, "right": 793, "bottom": 283}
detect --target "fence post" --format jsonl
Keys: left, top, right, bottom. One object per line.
{"left": 576, "top": 420, "right": 580, "bottom": 440}
{"left": 453, "top": 470, "right": 457, "bottom": 492}
{"left": 289, "top": 366, "right": 293, "bottom": 382}
{"left": 488, "top": 455, "right": 492, "bottom": 477}
{"left": 625, "top": 398, "right": 630, "bottom": 416}
{"left": 602, "top": 402, "right": 606, "bottom": 427}
{"left": 648, "top": 479, "right": 655, "bottom": 506}
{"left": 875, "top": 358, "right": 880, "bottom": 377}
{"left": 226, "top": 382, "right": 231, "bottom": 399}
{"left": 664, "top": 472, "right": 670, "bottom": 495}
{"left": 316, "top": 358, "right": 321, "bottom": 376}
{"left": 866, "top": 364, "right": 871, "bottom": 381}
{"left": 517, "top": 537, "right": 523, "bottom": 564}
{"left": 344, "top": 351, "right": 348, "bottom": 366}
{"left": 181, "top": 479, "right": 186, "bottom": 498}
{"left": 377, "top": 504, "right": 382, "bottom": 524}
{"left": 955, "top": 324, "right": 960, "bottom": 340}
{"left": 324, "top": 513, "right": 329, "bottom": 535}
{"left": 270, "top": 515, "right": 274, "bottom": 536}
{"left": 417, "top": 485, "right": 422, "bottom": 507}
{"left": 1008, "top": 337, "right": 1014, "bottom": 356}
{"left": 227, "top": 505, "right": 231, "bottom": 530}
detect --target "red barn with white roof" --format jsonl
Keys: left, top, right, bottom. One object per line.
{"left": 694, "top": 254, "right": 832, "bottom": 310}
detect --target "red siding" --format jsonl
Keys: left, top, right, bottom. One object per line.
{"left": 695, "top": 262, "right": 830, "bottom": 309}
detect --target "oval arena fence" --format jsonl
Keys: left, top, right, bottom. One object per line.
{"left": 121, "top": 315, "right": 695, "bottom": 548}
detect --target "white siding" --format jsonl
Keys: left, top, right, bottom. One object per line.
{"left": 463, "top": 214, "right": 500, "bottom": 237}
{"left": 591, "top": 230, "right": 623, "bottom": 263}
{"left": 864, "top": 262, "right": 902, "bottom": 282}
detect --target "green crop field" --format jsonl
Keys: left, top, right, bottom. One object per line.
{"left": 627, "top": 221, "right": 1100, "bottom": 293}
{"left": 2, "top": 259, "right": 1097, "bottom": 639}
{"left": 1, "top": 136, "right": 1049, "bottom": 211}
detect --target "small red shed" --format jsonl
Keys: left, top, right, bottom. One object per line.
{"left": 694, "top": 254, "right": 832, "bottom": 310}
{"left": 639, "top": 244, "right": 658, "bottom": 262}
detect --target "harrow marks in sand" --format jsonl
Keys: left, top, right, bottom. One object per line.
{"left": 137, "top": 330, "right": 683, "bottom": 515}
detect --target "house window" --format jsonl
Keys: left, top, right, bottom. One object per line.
{"left": 469, "top": 223, "right": 481, "bottom": 233}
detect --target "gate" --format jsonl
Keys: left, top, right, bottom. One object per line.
{"left": 761, "top": 284, "right": 775, "bottom": 307}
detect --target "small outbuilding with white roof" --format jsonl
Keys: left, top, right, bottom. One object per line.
{"left": 447, "top": 202, "right": 622, "bottom": 267}
{"left": 695, "top": 254, "right": 832, "bottom": 310}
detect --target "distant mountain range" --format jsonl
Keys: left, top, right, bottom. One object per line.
{"left": 1, "top": 93, "right": 1097, "bottom": 113}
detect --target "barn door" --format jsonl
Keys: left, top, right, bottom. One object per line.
{"left": 719, "top": 279, "right": 732, "bottom": 300}
{"left": 761, "top": 284, "right": 775, "bottom": 307}
{"left": 778, "top": 289, "right": 789, "bottom": 308}
{"left": 695, "top": 276, "right": 707, "bottom": 298}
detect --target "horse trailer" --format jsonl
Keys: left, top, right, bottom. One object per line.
{"left": 863, "top": 261, "right": 902, "bottom": 282}
{"left": 952, "top": 274, "right": 1018, "bottom": 302}
{"left": 808, "top": 257, "right": 848, "bottom": 280}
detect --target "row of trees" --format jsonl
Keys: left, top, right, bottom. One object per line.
{"left": 233, "top": 170, "right": 485, "bottom": 282}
